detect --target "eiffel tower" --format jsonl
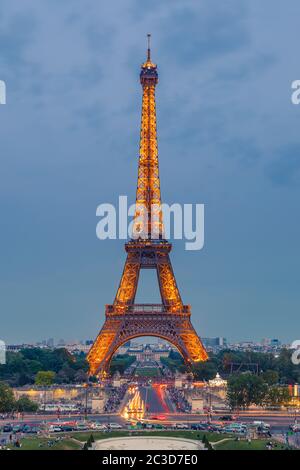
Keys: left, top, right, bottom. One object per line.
{"left": 88, "top": 36, "right": 208, "bottom": 377}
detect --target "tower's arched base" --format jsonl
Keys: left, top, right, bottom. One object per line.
{"left": 87, "top": 304, "right": 208, "bottom": 377}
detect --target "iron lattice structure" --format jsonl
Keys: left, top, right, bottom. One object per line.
{"left": 88, "top": 37, "right": 208, "bottom": 376}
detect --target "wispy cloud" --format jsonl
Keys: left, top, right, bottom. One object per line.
{"left": 0, "top": 0, "right": 300, "bottom": 342}
{"left": 265, "top": 144, "right": 300, "bottom": 187}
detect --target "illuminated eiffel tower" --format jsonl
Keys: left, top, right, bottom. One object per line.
{"left": 88, "top": 36, "right": 208, "bottom": 377}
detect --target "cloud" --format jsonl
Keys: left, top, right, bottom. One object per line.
{"left": 0, "top": 0, "right": 300, "bottom": 342}
{"left": 159, "top": 1, "right": 249, "bottom": 65}
{"left": 265, "top": 144, "right": 300, "bottom": 187}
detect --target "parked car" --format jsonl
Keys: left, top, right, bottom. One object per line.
{"left": 3, "top": 424, "right": 13, "bottom": 433}
{"left": 154, "top": 423, "right": 165, "bottom": 429}
{"left": 191, "top": 423, "right": 205, "bottom": 430}
{"left": 61, "top": 425, "right": 75, "bottom": 432}
{"left": 175, "top": 423, "right": 189, "bottom": 429}
{"left": 223, "top": 425, "right": 246, "bottom": 434}
{"left": 23, "top": 425, "right": 39, "bottom": 434}
{"left": 49, "top": 425, "right": 62, "bottom": 433}
{"left": 12, "top": 425, "right": 22, "bottom": 434}
{"left": 209, "top": 424, "right": 224, "bottom": 432}
{"left": 290, "top": 424, "right": 300, "bottom": 433}
{"left": 91, "top": 423, "right": 107, "bottom": 430}
{"left": 75, "top": 423, "right": 89, "bottom": 431}
{"left": 253, "top": 421, "right": 270, "bottom": 429}
{"left": 145, "top": 423, "right": 154, "bottom": 429}
{"left": 257, "top": 427, "right": 272, "bottom": 437}
{"left": 108, "top": 423, "right": 123, "bottom": 429}
{"left": 219, "top": 415, "right": 234, "bottom": 421}
{"left": 223, "top": 427, "right": 235, "bottom": 434}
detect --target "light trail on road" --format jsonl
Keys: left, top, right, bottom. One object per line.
{"left": 152, "top": 384, "right": 170, "bottom": 413}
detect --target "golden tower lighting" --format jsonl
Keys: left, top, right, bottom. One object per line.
{"left": 87, "top": 35, "right": 208, "bottom": 377}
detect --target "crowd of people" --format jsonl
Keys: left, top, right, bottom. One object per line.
{"left": 103, "top": 384, "right": 127, "bottom": 413}
{"left": 167, "top": 387, "right": 191, "bottom": 413}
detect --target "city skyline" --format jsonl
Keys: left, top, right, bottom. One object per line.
{"left": 5, "top": 334, "right": 288, "bottom": 349}
{"left": 1, "top": 1, "right": 300, "bottom": 344}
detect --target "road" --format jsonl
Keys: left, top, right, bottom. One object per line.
{"left": 140, "top": 385, "right": 174, "bottom": 415}
{"left": 0, "top": 411, "right": 297, "bottom": 431}
{"left": 1, "top": 382, "right": 298, "bottom": 436}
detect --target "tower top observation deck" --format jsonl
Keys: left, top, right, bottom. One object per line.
{"left": 140, "top": 33, "right": 158, "bottom": 86}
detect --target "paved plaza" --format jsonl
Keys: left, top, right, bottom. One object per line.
{"left": 92, "top": 436, "right": 204, "bottom": 450}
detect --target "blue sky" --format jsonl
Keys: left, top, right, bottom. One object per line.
{"left": 0, "top": 0, "right": 299, "bottom": 344}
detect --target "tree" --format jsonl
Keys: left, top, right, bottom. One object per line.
{"left": 15, "top": 395, "right": 38, "bottom": 412}
{"left": 202, "top": 434, "right": 213, "bottom": 450}
{"left": 74, "top": 370, "right": 88, "bottom": 383}
{"left": 192, "top": 361, "right": 217, "bottom": 381}
{"left": 263, "top": 386, "right": 291, "bottom": 407}
{"left": 276, "top": 349, "right": 300, "bottom": 384}
{"left": 160, "top": 354, "right": 186, "bottom": 373}
{"left": 261, "top": 370, "right": 279, "bottom": 386}
{"left": 109, "top": 355, "right": 136, "bottom": 375}
{"left": 35, "top": 371, "right": 55, "bottom": 386}
{"left": 0, "top": 348, "right": 89, "bottom": 386}
{"left": 227, "top": 373, "right": 268, "bottom": 410}
{"left": 55, "top": 364, "right": 76, "bottom": 384}
{"left": 88, "top": 375, "right": 98, "bottom": 383}
{"left": 0, "top": 382, "right": 15, "bottom": 412}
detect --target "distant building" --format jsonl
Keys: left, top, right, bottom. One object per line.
{"left": 7, "top": 344, "right": 32, "bottom": 352}
{"left": 227, "top": 338, "right": 285, "bottom": 354}
{"left": 127, "top": 346, "right": 143, "bottom": 358}
{"left": 46, "top": 338, "right": 54, "bottom": 348}
{"left": 208, "top": 373, "right": 227, "bottom": 389}
{"left": 117, "top": 345, "right": 128, "bottom": 355}
{"left": 152, "top": 348, "right": 169, "bottom": 361}
{"left": 202, "top": 337, "right": 227, "bottom": 350}
{"left": 260, "top": 338, "right": 281, "bottom": 349}
{"left": 125, "top": 343, "right": 170, "bottom": 362}
{"left": 57, "top": 342, "right": 90, "bottom": 354}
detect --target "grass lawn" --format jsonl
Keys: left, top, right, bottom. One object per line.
{"left": 214, "top": 439, "right": 288, "bottom": 451}
{"left": 3, "top": 431, "right": 291, "bottom": 451}
{"left": 5, "top": 437, "right": 82, "bottom": 451}
{"left": 71, "top": 431, "right": 292, "bottom": 450}
{"left": 134, "top": 368, "right": 161, "bottom": 377}
{"left": 70, "top": 430, "right": 230, "bottom": 443}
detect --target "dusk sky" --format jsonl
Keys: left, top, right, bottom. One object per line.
{"left": 0, "top": 0, "right": 299, "bottom": 345}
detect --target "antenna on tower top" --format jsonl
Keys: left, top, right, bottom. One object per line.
{"left": 147, "top": 33, "right": 151, "bottom": 61}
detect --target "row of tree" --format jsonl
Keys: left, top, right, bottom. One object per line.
{"left": 0, "top": 348, "right": 89, "bottom": 386}
{"left": 227, "top": 373, "right": 291, "bottom": 409}
{"left": 162, "top": 348, "right": 300, "bottom": 384}
{"left": 0, "top": 382, "right": 38, "bottom": 413}
{"left": 0, "top": 348, "right": 138, "bottom": 387}
{"left": 162, "top": 351, "right": 292, "bottom": 408}
{"left": 109, "top": 354, "right": 136, "bottom": 375}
